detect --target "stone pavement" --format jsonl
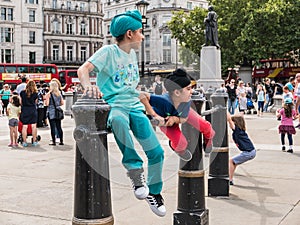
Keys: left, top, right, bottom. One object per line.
{"left": 0, "top": 112, "right": 299, "bottom": 225}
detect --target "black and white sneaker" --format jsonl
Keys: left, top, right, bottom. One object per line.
{"left": 175, "top": 149, "right": 192, "bottom": 161}
{"left": 127, "top": 168, "right": 149, "bottom": 200}
{"left": 146, "top": 193, "right": 166, "bottom": 217}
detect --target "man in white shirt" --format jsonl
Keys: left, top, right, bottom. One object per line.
{"left": 16, "top": 77, "right": 27, "bottom": 94}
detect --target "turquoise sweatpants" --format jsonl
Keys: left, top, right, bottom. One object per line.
{"left": 109, "top": 108, "right": 164, "bottom": 195}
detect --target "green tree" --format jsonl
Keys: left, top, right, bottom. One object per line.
{"left": 168, "top": 0, "right": 300, "bottom": 73}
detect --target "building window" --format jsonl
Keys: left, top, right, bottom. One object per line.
{"left": 1, "top": 49, "right": 14, "bottom": 63}
{"left": 26, "top": 0, "right": 39, "bottom": 3}
{"left": 66, "top": 19, "right": 73, "bottom": 34}
{"left": 187, "top": 2, "right": 192, "bottom": 10}
{"left": 67, "top": 1, "right": 71, "bottom": 10}
{"left": 1, "top": 27, "right": 14, "bottom": 43}
{"left": 29, "top": 10, "right": 35, "bottom": 22}
{"left": 162, "top": 15, "right": 171, "bottom": 25}
{"left": 29, "top": 52, "right": 36, "bottom": 63}
{"left": 53, "top": 45, "right": 59, "bottom": 60}
{"left": 52, "top": 0, "right": 57, "bottom": 9}
{"left": 1, "top": 8, "right": 13, "bottom": 21}
{"left": 163, "top": 34, "right": 171, "bottom": 46}
{"left": 81, "top": 46, "right": 87, "bottom": 61}
{"left": 29, "top": 31, "right": 35, "bottom": 44}
{"left": 80, "top": 22, "right": 86, "bottom": 35}
{"left": 7, "top": 8, "right": 13, "bottom": 21}
{"left": 67, "top": 46, "right": 73, "bottom": 61}
{"left": 107, "top": 25, "right": 110, "bottom": 34}
{"left": 163, "top": 49, "right": 171, "bottom": 63}
{"left": 53, "top": 19, "right": 59, "bottom": 33}
{"left": 80, "top": 3, "right": 85, "bottom": 11}
{"left": 145, "top": 35, "right": 150, "bottom": 47}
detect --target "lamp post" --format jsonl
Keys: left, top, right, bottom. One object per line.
{"left": 136, "top": 0, "right": 149, "bottom": 77}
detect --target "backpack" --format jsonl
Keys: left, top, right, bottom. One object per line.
{"left": 154, "top": 82, "right": 163, "bottom": 95}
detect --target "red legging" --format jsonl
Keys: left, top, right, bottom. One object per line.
{"left": 160, "top": 108, "right": 215, "bottom": 152}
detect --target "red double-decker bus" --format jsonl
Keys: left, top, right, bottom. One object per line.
{"left": 0, "top": 63, "right": 59, "bottom": 89}
{"left": 252, "top": 58, "right": 300, "bottom": 82}
{"left": 59, "top": 69, "right": 96, "bottom": 91}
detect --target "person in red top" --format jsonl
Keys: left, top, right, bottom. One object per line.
{"left": 140, "top": 68, "right": 215, "bottom": 161}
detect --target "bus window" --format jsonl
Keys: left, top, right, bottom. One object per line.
{"left": 59, "top": 71, "right": 66, "bottom": 86}
{"left": 35, "top": 66, "right": 45, "bottom": 73}
{"left": 0, "top": 65, "right": 4, "bottom": 73}
{"left": 68, "top": 71, "right": 78, "bottom": 77}
{"left": 46, "top": 66, "right": 56, "bottom": 74}
{"left": 29, "top": 66, "right": 35, "bottom": 73}
{"left": 6, "top": 66, "right": 16, "bottom": 73}
{"left": 18, "top": 66, "right": 29, "bottom": 73}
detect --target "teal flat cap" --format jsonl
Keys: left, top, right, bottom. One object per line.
{"left": 110, "top": 10, "right": 142, "bottom": 37}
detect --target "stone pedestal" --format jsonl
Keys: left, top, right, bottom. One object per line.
{"left": 238, "top": 66, "right": 252, "bottom": 85}
{"left": 198, "top": 46, "right": 224, "bottom": 91}
{"left": 269, "top": 95, "right": 283, "bottom": 113}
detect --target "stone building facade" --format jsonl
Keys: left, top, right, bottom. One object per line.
{"left": 103, "top": 0, "right": 208, "bottom": 73}
{"left": 0, "top": 0, "right": 44, "bottom": 63}
{"left": 43, "top": 0, "right": 103, "bottom": 69}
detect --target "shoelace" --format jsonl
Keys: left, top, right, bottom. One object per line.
{"left": 147, "top": 194, "right": 164, "bottom": 207}
{"left": 128, "top": 170, "right": 146, "bottom": 189}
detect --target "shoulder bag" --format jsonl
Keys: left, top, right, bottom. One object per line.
{"left": 51, "top": 93, "right": 64, "bottom": 120}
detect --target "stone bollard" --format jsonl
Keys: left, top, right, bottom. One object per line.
{"left": 269, "top": 94, "right": 283, "bottom": 113}
{"left": 173, "top": 94, "right": 209, "bottom": 225}
{"left": 64, "top": 92, "right": 73, "bottom": 116}
{"left": 71, "top": 96, "right": 113, "bottom": 225}
{"left": 208, "top": 89, "right": 229, "bottom": 197}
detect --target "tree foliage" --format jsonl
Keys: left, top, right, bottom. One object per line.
{"left": 168, "top": 0, "right": 300, "bottom": 72}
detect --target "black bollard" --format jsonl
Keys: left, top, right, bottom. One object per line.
{"left": 208, "top": 89, "right": 229, "bottom": 196}
{"left": 173, "top": 94, "right": 209, "bottom": 225}
{"left": 71, "top": 96, "right": 113, "bottom": 225}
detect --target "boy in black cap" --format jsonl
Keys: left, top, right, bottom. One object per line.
{"left": 140, "top": 68, "right": 215, "bottom": 161}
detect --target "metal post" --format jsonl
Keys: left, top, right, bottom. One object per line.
{"left": 173, "top": 94, "right": 209, "bottom": 225}
{"left": 204, "top": 88, "right": 214, "bottom": 124}
{"left": 71, "top": 96, "right": 113, "bottom": 225}
{"left": 141, "top": 27, "right": 145, "bottom": 77}
{"left": 63, "top": 92, "right": 73, "bottom": 116}
{"left": 208, "top": 89, "right": 229, "bottom": 196}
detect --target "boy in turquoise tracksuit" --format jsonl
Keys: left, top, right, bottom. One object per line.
{"left": 77, "top": 10, "right": 166, "bottom": 217}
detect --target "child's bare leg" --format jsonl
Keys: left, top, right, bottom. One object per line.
{"left": 13, "top": 126, "right": 18, "bottom": 144}
{"left": 229, "top": 158, "right": 237, "bottom": 181}
{"left": 9, "top": 126, "right": 14, "bottom": 144}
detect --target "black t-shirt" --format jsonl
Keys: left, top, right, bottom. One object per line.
{"left": 226, "top": 85, "right": 237, "bottom": 100}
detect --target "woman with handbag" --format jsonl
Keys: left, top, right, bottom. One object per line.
{"left": 45, "top": 81, "right": 64, "bottom": 146}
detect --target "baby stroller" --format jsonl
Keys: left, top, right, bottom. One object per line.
{"left": 246, "top": 96, "right": 257, "bottom": 114}
{"left": 17, "top": 120, "right": 41, "bottom": 144}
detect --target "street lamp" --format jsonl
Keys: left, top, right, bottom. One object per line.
{"left": 136, "top": 0, "right": 149, "bottom": 77}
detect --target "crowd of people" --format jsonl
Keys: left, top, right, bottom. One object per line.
{"left": 0, "top": 77, "right": 65, "bottom": 148}
{"left": 223, "top": 74, "right": 300, "bottom": 154}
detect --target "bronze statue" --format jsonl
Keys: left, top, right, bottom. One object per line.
{"left": 203, "top": 6, "right": 220, "bottom": 49}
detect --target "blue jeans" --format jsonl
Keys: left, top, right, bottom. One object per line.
{"left": 264, "top": 94, "right": 270, "bottom": 112}
{"left": 228, "top": 98, "right": 236, "bottom": 115}
{"left": 109, "top": 108, "right": 164, "bottom": 195}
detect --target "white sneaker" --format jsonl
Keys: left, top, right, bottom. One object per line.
{"left": 146, "top": 193, "right": 166, "bottom": 217}
{"left": 127, "top": 168, "right": 149, "bottom": 200}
